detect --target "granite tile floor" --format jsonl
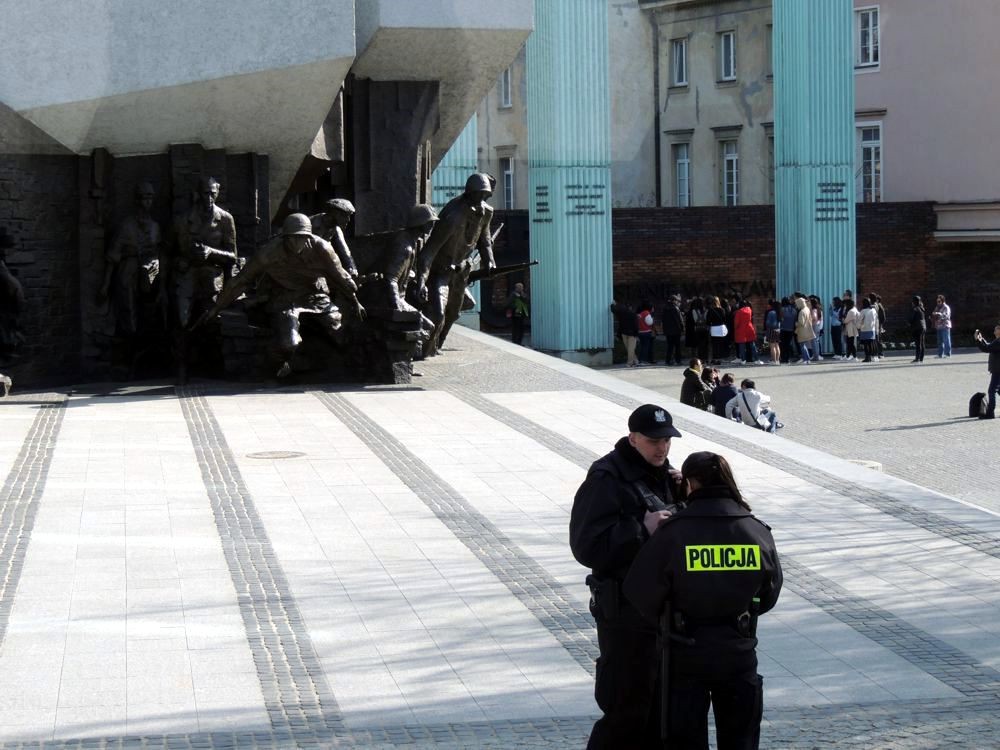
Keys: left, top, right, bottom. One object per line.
{"left": 0, "top": 327, "right": 998, "bottom": 747}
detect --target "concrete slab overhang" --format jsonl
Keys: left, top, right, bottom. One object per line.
{"left": 1, "top": 0, "right": 357, "bottom": 212}
{"left": 352, "top": 0, "right": 534, "bottom": 170}
{"left": 934, "top": 202, "right": 1000, "bottom": 243}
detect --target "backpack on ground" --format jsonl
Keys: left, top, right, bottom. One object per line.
{"left": 969, "top": 392, "right": 987, "bottom": 418}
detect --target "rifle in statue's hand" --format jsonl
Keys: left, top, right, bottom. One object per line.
{"left": 468, "top": 260, "right": 539, "bottom": 284}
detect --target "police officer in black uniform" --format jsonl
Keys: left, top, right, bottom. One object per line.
{"left": 570, "top": 404, "right": 684, "bottom": 749}
{"left": 623, "top": 451, "right": 782, "bottom": 750}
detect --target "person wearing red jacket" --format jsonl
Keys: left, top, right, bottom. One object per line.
{"left": 733, "top": 299, "right": 760, "bottom": 365}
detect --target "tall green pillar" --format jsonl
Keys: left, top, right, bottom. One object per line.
{"left": 774, "top": 0, "right": 856, "bottom": 328}
{"left": 527, "top": 0, "right": 613, "bottom": 364}
{"left": 431, "top": 116, "right": 482, "bottom": 325}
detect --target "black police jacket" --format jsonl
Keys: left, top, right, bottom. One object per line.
{"left": 622, "top": 486, "right": 782, "bottom": 678}
{"left": 570, "top": 437, "right": 676, "bottom": 582}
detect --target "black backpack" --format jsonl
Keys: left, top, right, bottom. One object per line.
{"left": 969, "top": 392, "right": 987, "bottom": 418}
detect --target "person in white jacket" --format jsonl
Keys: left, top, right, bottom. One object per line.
{"left": 726, "top": 378, "right": 783, "bottom": 432}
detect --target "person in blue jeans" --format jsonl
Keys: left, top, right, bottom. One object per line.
{"left": 974, "top": 323, "right": 1000, "bottom": 419}
{"left": 932, "top": 295, "right": 953, "bottom": 358}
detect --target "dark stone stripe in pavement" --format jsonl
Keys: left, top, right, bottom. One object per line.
{"left": 0, "top": 715, "right": 597, "bottom": 749}
{"left": 312, "top": 390, "right": 599, "bottom": 676}
{"left": 0, "top": 398, "right": 65, "bottom": 650}
{"left": 443, "top": 384, "right": 1000, "bottom": 701}
{"left": 177, "top": 387, "right": 345, "bottom": 737}
{"left": 782, "top": 557, "right": 1000, "bottom": 699}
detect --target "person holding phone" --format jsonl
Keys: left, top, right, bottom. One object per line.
{"left": 570, "top": 404, "right": 684, "bottom": 748}
{"left": 974, "top": 323, "right": 1000, "bottom": 419}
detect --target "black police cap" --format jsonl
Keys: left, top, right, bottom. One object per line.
{"left": 628, "top": 404, "right": 681, "bottom": 439}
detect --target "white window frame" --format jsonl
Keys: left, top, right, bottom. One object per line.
{"left": 720, "top": 140, "right": 739, "bottom": 206}
{"left": 856, "top": 120, "right": 883, "bottom": 203}
{"left": 499, "top": 156, "right": 515, "bottom": 209}
{"left": 671, "top": 38, "right": 688, "bottom": 86}
{"left": 673, "top": 143, "right": 691, "bottom": 207}
{"left": 855, "top": 6, "right": 880, "bottom": 69}
{"left": 719, "top": 30, "right": 737, "bottom": 81}
{"left": 499, "top": 66, "right": 513, "bottom": 108}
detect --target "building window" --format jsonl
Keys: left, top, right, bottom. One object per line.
{"left": 673, "top": 143, "right": 691, "bottom": 207}
{"left": 766, "top": 24, "right": 773, "bottom": 78}
{"left": 718, "top": 30, "right": 737, "bottom": 81}
{"left": 671, "top": 38, "right": 688, "bottom": 86}
{"left": 856, "top": 7, "right": 879, "bottom": 68}
{"left": 720, "top": 140, "right": 739, "bottom": 206}
{"left": 857, "top": 124, "right": 882, "bottom": 202}
{"left": 500, "top": 157, "right": 515, "bottom": 209}
{"left": 499, "top": 66, "right": 512, "bottom": 108}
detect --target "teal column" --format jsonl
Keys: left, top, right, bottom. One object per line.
{"left": 527, "top": 0, "right": 613, "bottom": 363}
{"left": 431, "top": 116, "right": 482, "bottom": 322}
{"left": 774, "top": 0, "right": 856, "bottom": 338}
{"left": 432, "top": 115, "right": 478, "bottom": 209}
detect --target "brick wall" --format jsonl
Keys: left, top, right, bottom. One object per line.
{"left": 0, "top": 154, "right": 80, "bottom": 384}
{"left": 490, "top": 203, "right": 1000, "bottom": 338}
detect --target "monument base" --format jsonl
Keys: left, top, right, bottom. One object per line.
{"left": 541, "top": 348, "right": 612, "bottom": 367}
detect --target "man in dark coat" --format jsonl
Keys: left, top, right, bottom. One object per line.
{"left": 662, "top": 295, "right": 685, "bottom": 365}
{"left": 570, "top": 404, "right": 684, "bottom": 748}
{"left": 974, "top": 323, "right": 1000, "bottom": 419}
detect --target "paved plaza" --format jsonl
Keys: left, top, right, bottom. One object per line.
{"left": 1, "top": 327, "right": 1000, "bottom": 748}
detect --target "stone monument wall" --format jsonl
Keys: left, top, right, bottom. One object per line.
{"left": 0, "top": 154, "right": 80, "bottom": 384}
{"left": 1, "top": 147, "right": 269, "bottom": 386}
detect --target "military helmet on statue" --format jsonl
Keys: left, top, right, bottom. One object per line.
{"left": 406, "top": 204, "right": 439, "bottom": 228}
{"left": 281, "top": 213, "right": 313, "bottom": 236}
{"left": 464, "top": 173, "right": 493, "bottom": 196}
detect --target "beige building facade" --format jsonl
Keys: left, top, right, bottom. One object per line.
{"left": 476, "top": 0, "right": 658, "bottom": 209}
{"left": 478, "top": 0, "right": 1000, "bottom": 238}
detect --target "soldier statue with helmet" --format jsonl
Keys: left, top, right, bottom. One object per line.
{"left": 414, "top": 172, "right": 496, "bottom": 356}
{"left": 196, "top": 213, "right": 364, "bottom": 378}
{"left": 380, "top": 203, "right": 438, "bottom": 312}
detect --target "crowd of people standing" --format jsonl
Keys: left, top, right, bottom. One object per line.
{"left": 612, "top": 290, "right": 956, "bottom": 367}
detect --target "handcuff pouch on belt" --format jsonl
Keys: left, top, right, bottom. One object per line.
{"left": 586, "top": 574, "right": 620, "bottom": 619}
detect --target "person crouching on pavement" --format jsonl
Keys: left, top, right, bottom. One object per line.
{"left": 680, "top": 358, "right": 712, "bottom": 411}
{"left": 570, "top": 404, "right": 685, "bottom": 748}
{"left": 726, "top": 379, "right": 783, "bottom": 432}
{"left": 623, "top": 451, "right": 783, "bottom": 750}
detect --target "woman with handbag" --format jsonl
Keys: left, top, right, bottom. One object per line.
{"left": 707, "top": 296, "right": 728, "bottom": 366}
{"left": 858, "top": 297, "right": 879, "bottom": 363}
{"left": 842, "top": 299, "right": 861, "bottom": 361}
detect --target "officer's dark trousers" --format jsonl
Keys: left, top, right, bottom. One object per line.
{"left": 667, "top": 671, "right": 763, "bottom": 750}
{"left": 587, "top": 604, "right": 661, "bottom": 749}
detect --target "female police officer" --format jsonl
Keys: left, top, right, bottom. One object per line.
{"left": 623, "top": 451, "right": 782, "bottom": 750}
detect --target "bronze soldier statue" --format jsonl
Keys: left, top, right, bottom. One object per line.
{"left": 310, "top": 198, "right": 359, "bottom": 280}
{"left": 167, "top": 176, "right": 238, "bottom": 330}
{"left": 0, "top": 227, "right": 25, "bottom": 360}
{"left": 197, "top": 213, "right": 364, "bottom": 378}
{"left": 99, "top": 181, "right": 163, "bottom": 337}
{"left": 381, "top": 204, "right": 438, "bottom": 312}
{"left": 414, "top": 173, "right": 496, "bottom": 356}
